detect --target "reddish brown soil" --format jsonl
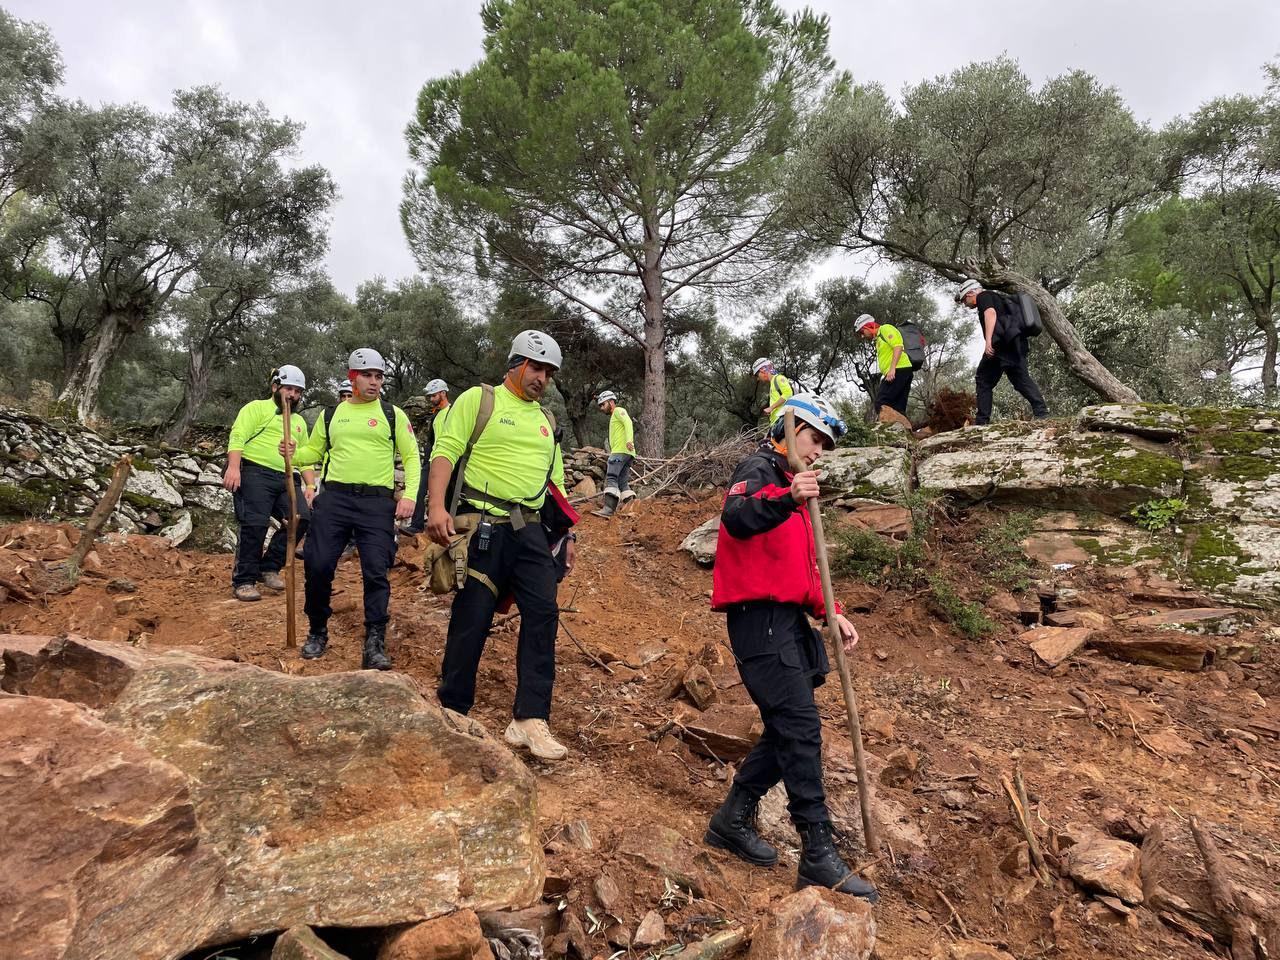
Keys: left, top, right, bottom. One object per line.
{"left": 2, "top": 501, "right": 1277, "bottom": 960}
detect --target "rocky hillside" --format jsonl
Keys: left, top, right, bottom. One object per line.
{"left": 1, "top": 402, "right": 1278, "bottom": 960}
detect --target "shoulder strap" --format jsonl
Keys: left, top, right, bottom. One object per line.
{"left": 542, "top": 406, "right": 556, "bottom": 433}
{"left": 448, "top": 384, "right": 496, "bottom": 518}
{"left": 320, "top": 406, "right": 337, "bottom": 481}
{"left": 381, "top": 399, "right": 396, "bottom": 446}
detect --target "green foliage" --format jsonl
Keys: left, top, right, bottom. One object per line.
{"left": 403, "top": 0, "right": 837, "bottom": 454}
{"left": 1130, "top": 497, "right": 1188, "bottom": 531}
{"left": 829, "top": 490, "right": 932, "bottom": 588}
{"left": 0, "top": 480, "right": 52, "bottom": 518}
{"left": 925, "top": 574, "right": 995, "bottom": 640}
{"left": 975, "top": 512, "right": 1039, "bottom": 591}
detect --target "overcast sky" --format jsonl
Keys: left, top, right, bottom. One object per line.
{"left": 12, "top": 0, "right": 1280, "bottom": 297}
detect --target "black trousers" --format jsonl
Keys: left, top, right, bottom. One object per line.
{"left": 232, "top": 461, "right": 310, "bottom": 587}
{"left": 303, "top": 487, "right": 397, "bottom": 629}
{"left": 438, "top": 519, "right": 559, "bottom": 719}
{"left": 875, "top": 367, "right": 914, "bottom": 415}
{"left": 405, "top": 474, "right": 428, "bottom": 533}
{"left": 727, "top": 603, "right": 832, "bottom": 827}
{"left": 975, "top": 338, "right": 1048, "bottom": 424}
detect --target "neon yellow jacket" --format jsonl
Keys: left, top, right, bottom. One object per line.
{"left": 431, "top": 384, "right": 564, "bottom": 516}
{"left": 875, "top": 324, "right": 913, "bottom": 375}
{"left": 609, "top": 406, "right": 635, "bottom": 456}
{"left": 227, "top": 399, "right": 310, "bottom": 473}
{"left": 294, "top": 399, "right": 421, "bottom": 501}
{"left": 768, "top": 374, "right": 794, "bottom": 424}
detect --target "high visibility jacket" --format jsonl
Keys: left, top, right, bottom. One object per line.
{"left": 430, "top": 384, "right": 564, "bottom": 516}
{"left": 711, "top": 446, "right": 842, "bottom": 620}
{"left": 227, "top": 398, "right": 309, "bottom": 473}
{"left": 294, "top": 399, "right": 421, "bottom": 501}
{"left": 609, "top": 406, "right": 635, "bottom": 456}
{"left": 768, "top": 374, "right": 794, "bottom": 424}
{"left": 875, "top": 324, "right": 913, "bottom": 375}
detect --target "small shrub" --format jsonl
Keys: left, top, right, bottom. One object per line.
{"left": 926, "top": 574, "right": 994, "bottom": 639}
{"left": 1129, "top": 497, "right": 1187, "bottom": 531}
{"left": 975, "top": 511, "right": 1039, "bottom": 591}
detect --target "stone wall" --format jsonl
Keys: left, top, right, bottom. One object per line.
{"left": 0, "top": 409, "right": 236, "bottom": 550}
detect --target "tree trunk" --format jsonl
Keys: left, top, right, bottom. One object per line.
{"left": 162, "top": 341, "right": 215, "bottom": 446}
{"left": 57, "top": 311, "right": 133, "bottom": 422}
{"left": 1253, "top": 307, "right": 1277, "bottom": 404}
{"left": 991, "top": 269, "right": 1141, "bottom": 404}
{"left": 638, "top": 252, "right": 666, "bottom": 458}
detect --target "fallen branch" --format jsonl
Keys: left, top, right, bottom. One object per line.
{"left": 64, "top": 453, "right": 133, "bottom": 585}
{"left": 1001, "top": 767, "right": 1051, "bottom": 884}
{"left": 1190, "top": 817, "right": 1271, "bottom": 960}
{"left": 558, "top": 619, "right": 614, "bottom": 675}
{"left": 673, "top": 926, "right": 749, "bottom": 959}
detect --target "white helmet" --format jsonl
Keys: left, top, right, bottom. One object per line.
{"left": 338, "top": 378, "right": 352, "bottom": 395}
{"left": 273, "top": 364, "right": 306, "bottom": 389}
{"left": 751, "top": 357, "right": 773, "bottom": 376}
{"left": 771, "top": 392, "right": 847, "bottom": 446}
{"left": 854, "top": 313, "right": 876, "bottom": 332}
{"left": 596, "top": 390, "right": 618, "bottom": 406}
{"left": 425, "top": 378, "right": 448, "bottom": 395}
{"left": 955, "top": 279, "right": 982, "bottom": 303}
{"left": 348, "top": 347, "right": 386, "bottom": 372}
{"left": 508, "top": 330, "right": 562, "bottom": 370}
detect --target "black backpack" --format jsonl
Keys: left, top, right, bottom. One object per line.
{"left": 895, "top": 322, "right": 928, "bottom": 369}
{"left": 999, "top": 292, "right": 1044, "bottom": 339}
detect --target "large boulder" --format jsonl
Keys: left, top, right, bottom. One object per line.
{"left": 125, "top": 468, "right": 186, "bottom": 508}
{"left": 916, "top": 425, "right": 1182, "bottom": 513}
{"left": 746, "top": 887, "right": 875, "bottom": 960}
{"left": 0, "top": 693, "right": 228, "bottom": 960}
{"left": 820, "top": 446, "right": 910, "bottom": 502}
{"left": 681, "top": 517, "right": 720, "bottom": 566}
{"left": 3, "top": 636, "right": 544, "bottom": 952}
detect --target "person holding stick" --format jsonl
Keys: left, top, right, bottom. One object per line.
{"left": 284, "top": 348, "right": 420, "bottom": 670}
{"left": 704, "top": 392, "right": 878, "bottom": 903}
{"left": 223, "top": 364, "right": 314, "bottom": 602}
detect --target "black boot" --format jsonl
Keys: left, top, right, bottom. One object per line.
{"left": 301, "top": 624, "right": 329, "bottom": 660}
{"left": 796, "top": 821, "right": 879, "bottom": 902}
{"left": 704, "top": 784, "right": 778, "bottom": 866}
{"left": 362, "top": 622, "right": 391, "bottom": 671}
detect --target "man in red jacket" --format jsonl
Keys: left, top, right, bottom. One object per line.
{"left": 705, "top": 393, "right": 878, "bottom": 903}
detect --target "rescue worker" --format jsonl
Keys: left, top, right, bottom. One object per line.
{"left": 955, "top": 279, "right": 1049, "bottom": 425}
{"left": 855, "top": 313, "right": 914, "bottom": 415}
{"left": 704, "top": 392, "right": 878, "bottom": 903}
{"left": 427, "top": 330, "right": 574, "bottom": 761}
{"left": 753, "top": 358, "right": 794, "bottom": 425}
{"left": 592, "top": 389, "right": 635, "bottom": 518}
{"left": 223, "top": 364, "right": 314, "bottom": 602}
{"left": 297, "top": 378, "right": 356, "bottom": 560}
{"left": 284, "top": 348, "right": 420, "bottom": 670}
{"left": 401, "top": 378, "right": 451, "bottom": 536}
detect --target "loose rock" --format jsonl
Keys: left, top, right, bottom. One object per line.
{"left": 746, "top": 887, "right": 875, "bottom": 960}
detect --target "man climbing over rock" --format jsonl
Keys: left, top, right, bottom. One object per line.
{"left": 704, "top": 392, "right": 878, "bottom": 903}
{"left": 855, "top": 313, "right": 914, "bottom": 416}
{"left": 283, "top": 348, "right": 420, "bottom": 670}
{"left": 401, "top": 378, "right": 451, "bottom": 536}
{"left": 753, "top": 358, "right": 794, "bottom": 425}
{"left": 592, "top": 389, "right": 635, "bottom": 518}
{"left": 426, "top": 330, "right": 575, "bottom": 761}
{"left": 223, "top": 364, "right": 314, "bottom": 602}
{"left": 956, "top": 279, "right": 1049, "bottom": 425}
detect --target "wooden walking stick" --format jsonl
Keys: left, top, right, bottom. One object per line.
{"left": 784, "top": 409, "right": 881, "bottom": 854}
{"left": 281, "top": 396, "right": 299, "bottom": 649}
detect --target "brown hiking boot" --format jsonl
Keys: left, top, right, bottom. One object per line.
{"left": 504, "top": 719, "right": 568, "bottom": 761}
{"left": 260, "top": 571, "right": 285, "bottom": 591}
{"left": 233, "top": 583, "right": 261, "bottom": 602}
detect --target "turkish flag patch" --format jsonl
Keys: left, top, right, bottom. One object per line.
{"left": 540, "top": 426, "right": 550, "bottom": 437}
{"left": 729, "top": 481, "right": 747, "bottom": 496}
{"left": 368, "top": 419, "right": 379, "bottom": 428}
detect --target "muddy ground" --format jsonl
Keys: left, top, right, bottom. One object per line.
{"left": 1, "top": 496, "right": 1277, "bottom": 960}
